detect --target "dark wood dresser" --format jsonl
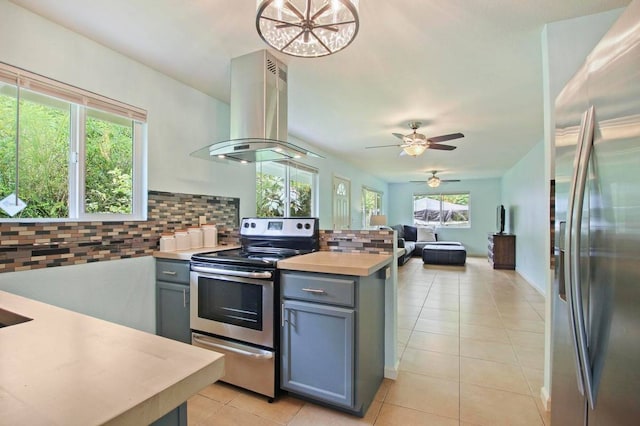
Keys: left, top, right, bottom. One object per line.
{"left": 488, "top": 233, "right": 516, "bottom": 270}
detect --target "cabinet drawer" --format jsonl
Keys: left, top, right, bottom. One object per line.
{"left": 156, "top": 259, "right": 190, "bottom": 284}
{"left": 281, "top": 272, "right": 355, "bottom": 307}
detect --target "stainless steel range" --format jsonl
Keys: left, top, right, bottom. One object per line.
{"left": 190, "top": 217, "right": 319, "bottom": 400}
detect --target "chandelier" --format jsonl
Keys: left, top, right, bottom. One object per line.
{"left": 256, "top": 0, "right": 360, "bottom": 58}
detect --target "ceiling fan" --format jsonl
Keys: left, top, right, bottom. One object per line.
{"left": 410, "top": 171, "right": 460, "bottom": 188}
{"left": 365, "top": 121, "right": 464, "bottom": 157}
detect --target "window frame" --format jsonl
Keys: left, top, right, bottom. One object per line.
{"left": 412, "top": 191, "right": 470, "bottom": 228}
{"left": 0, "top": 62, "right": 147, "bottom": 222}
{"left": 256, "top": 160, "right": 319, "bottom": 218}
{"left": 362, "top": 186, "right": 383, "bottom": 228}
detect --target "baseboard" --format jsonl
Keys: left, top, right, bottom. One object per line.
{"left": 384, "top": 361, "right": 399, "bottom": 380}
{"left": 540, "top": 386, "right": 551, "bottom": 411}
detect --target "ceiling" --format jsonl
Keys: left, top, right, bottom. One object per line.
{"left": 9, "top": 0, "right": 630, "bottom": 183}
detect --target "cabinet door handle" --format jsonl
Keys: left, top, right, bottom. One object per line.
{"left": 161, "top": 270, "right": 177, "bottom": 276}
{"left": 183, "top": 289, "right": 187, "bottom": 308}
{"left": 281, "top": 303, "right": 285, "bottom": 328}
{"left": 302, "top": 288, "right": 326, "bottom": 294}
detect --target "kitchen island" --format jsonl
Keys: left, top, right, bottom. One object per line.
{"left": 0, "top": 290, "right": 224, "bottom": 425}
{"left": 277, "top": 251, "right": 392, "bottom": 416}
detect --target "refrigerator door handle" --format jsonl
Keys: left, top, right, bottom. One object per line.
{"left": 564, "top": 108, "right": 589, "bottom": 399}
{"left": 570, "top": 105, "right": 596, "bottom": 410}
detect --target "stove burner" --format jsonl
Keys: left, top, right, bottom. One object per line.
{"left": 191, "top": 217, "right": 319, "bottom": 268}
{"left": 191, "top": 247, "right": 312, "bottom": 267}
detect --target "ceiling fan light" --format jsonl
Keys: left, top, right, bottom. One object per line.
{"left": 403, "top": 144, "right": 427, "bottom": 156}
{"left": 256, "top": 0, "right": 360, "bottom": 58}
{"left": 427, "top": 176, "right": 441, "bottom": 187}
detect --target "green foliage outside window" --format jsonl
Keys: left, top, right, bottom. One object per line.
{"left": 256, "top": 172, "right": 285, "bottom": 217}
{"left": 0, "top": 91, "right": 134, "bottom": 219}
{"left": 256, "top": 169, "right": 313, "bottom": 217}
{"left": 362, "top": 188, "right": 382, "bottom": 227}
{"left": 85, "top": 116, "right": 133, "bottom": 214}
{"left": 289, "top": 179, "right": 311, "bottom": 217}
{"left": 0, "top": 94, "right": 70, "bottom": 218}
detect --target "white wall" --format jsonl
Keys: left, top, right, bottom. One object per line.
{"left": 501, "top": 141, "right": 547, "bottom": 293}
{"left": 0, "top": 257, "right": 156, "bottom": 332}
{"left": 387, "top": 178, "right": 501, "bottom": 256}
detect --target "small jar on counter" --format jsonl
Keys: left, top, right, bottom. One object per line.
{"left": 159, "top": 233, "right": 176, "bottom": 252}
{"left": 188, "top": 227, "right": 203, "bottom": 249}
{"left": 202, "top": 224, "right": 218, "bottom": 247}
{"left": 174, "top": 229, "right": 190, "bottom": 251}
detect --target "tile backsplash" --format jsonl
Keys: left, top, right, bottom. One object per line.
{"left": 319, "top": 229, "right": 394, "bottom": 254}
{"left": 0, "top": 190, "right": 239, "bottom": 273}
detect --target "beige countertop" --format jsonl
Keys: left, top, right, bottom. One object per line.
{"left": 0, "top": 290, "right": 224, "bottom": 425}
{"left": 153, "top": 244, "right": 240, "bottom": 260}
{"left": 277, "top": 251, "right": 392, "bottom": 277}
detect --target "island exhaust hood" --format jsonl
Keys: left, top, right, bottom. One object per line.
{"left": 191, "top": 50, "right": 321, "bottom": 163}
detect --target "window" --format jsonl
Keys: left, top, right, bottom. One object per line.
{"left": 362, "top": 187, "right": 383, "bottom": 228}
{"left": 0, "top": 63, "right": 147, "bottom": 221}
{"left": 413, "top": 193, "right": 470, "bottom": 227}
{"left": 256, "top": 160, "right": 318, "bottom": 217}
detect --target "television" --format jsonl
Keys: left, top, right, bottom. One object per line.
{"left": 497, "top": 204, "right": 506, "bottom": 234}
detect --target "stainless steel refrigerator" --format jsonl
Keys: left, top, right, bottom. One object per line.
{"left": 552, "top": 1, "right": 640, "bottom": 425}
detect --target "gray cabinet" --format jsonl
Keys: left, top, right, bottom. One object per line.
{"left": 280, "top": 269, "right": 386, "bottom": 416}
{"left": 151, "top": 402, "right": 187, "bottom": 426}
{"left": 281, "top": 299, "right": 355, "bottom": 408}
{"left": 156, "top": 259, "right": 191, "bottom": 344}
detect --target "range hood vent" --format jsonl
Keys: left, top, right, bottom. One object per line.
{"left": 191, "top": 50, "right": 321, "bottom": 163}
{"left": 190, "top": 138, "right": 321, "bottom": 163}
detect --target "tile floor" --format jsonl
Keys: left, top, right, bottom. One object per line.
{"left": 187, "top": 256, "right": 550, "bottom": 425}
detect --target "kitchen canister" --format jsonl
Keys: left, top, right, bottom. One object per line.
{"left": 202, "top": 224, "right": 218, "bottom": 247}
{"left": 159, "top": 233, "right": 176, "bottom": 252}
{"left": 188, "top": 227, "right": 203, "bottom": 249}
{"left": 174, "top": 229, "right": 190, "bottom": 251}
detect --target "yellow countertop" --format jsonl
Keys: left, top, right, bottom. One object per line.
{"left": 153, "top": 244, "right": 240, "bottom": 260}
{"left": 277, "top": 251, "right": 392, "bottom": 277}
{"left": 0, "top": 290, "right": 224, "bottom": 425}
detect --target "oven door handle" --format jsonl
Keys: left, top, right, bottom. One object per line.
{"left": 191, "top": 265, "right": 272, "bottom": 279}
{"left": 192, "top": 334, "right": 273, "bottom": 359}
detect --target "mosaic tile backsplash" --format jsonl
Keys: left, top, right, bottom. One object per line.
{"left": 319, "top": 229, "right": 394, "bottom": 254}
{"left": 0, "top": 191, "right": 240, "bottom": 273}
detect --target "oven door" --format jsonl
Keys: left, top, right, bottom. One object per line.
{"left": 190, "top": 268, "right": 274, "bottom": 348}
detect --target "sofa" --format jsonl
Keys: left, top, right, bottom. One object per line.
{"left": 390, "top": 224, "right": 467, "bottom": 266}
{"left": 391, "top": 224, "right": 439, "bottom": 265}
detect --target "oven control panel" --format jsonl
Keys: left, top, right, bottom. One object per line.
{"left": 240, "top": 217, "right": 318, "bottom": 237}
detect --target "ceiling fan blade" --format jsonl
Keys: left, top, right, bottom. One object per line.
{"left": 392, "top": 133, "right": 406, "bottom": 140}
{"left": 410, "top": 179, "right": 460, "bottom": 183}
{"left": 426, "top": 143, "right": 456, "bottom": 151}
{"left": 427, "top": 132, "right": 464, "bottom": 143}
{"left": 365, "top": 143, "right": 402, "bottom": 149}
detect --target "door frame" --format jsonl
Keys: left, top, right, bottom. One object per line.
{"left": 332, "top": 175, "right": 351, "bottom": 230}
